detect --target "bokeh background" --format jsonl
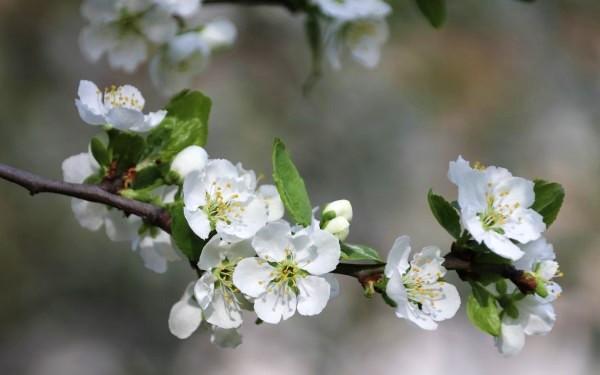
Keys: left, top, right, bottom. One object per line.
{"left": 1, "top": 0, "right": 599, "bottom": 374}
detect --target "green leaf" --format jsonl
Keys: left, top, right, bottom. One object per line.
{"left": 428, "top": 189, "right": 461, "bottom": 239}
{"left": 169, "top": 202, "right": 206, "bottom": 261}
{"left": 302, "top": 13, "right": 322, "bottom": 95}
{"left": 146, "top": 90, "right": 211, "bottom": 163}
{"left": 90, "top": 137, "right": 110, "bottom": 167}
{"left": 340, "top": 242, "right": 384, "bottom": 263}
{"left": 415, "top": 0, "right": 446, "bottom": 28}
{"left": 132, "top": 165, "right": 165, "bottom": 190}
{"left": 531, "top": 180, "right": 565, "bottom": 227}
{"left": 466, "top": 283, "right": 501, "bottom": 337}
{"left": 107, "top": 129, "right": 146, "bottom": 172}
{"left": 272, "top": 138, "right": 312, "bottom": 226}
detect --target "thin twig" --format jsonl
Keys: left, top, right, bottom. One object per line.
{"left": 0, "top": 162, "right": 536, "bottom": 292}
{"left": 0, "top": 163, "right": 171, "bottom": 233}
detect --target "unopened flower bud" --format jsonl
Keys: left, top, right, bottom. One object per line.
{"left": 171, "top": 146, "right": 208, "bottom": 179}
{"left": 323, "top": 216, "right": 350, "bottom": 241}
{"left": 323, "top": 199, "right": 353, "bottom": 222}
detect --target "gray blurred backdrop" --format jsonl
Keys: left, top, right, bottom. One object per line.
{"left": 1, "top": 0, "right": 599, "bottom": 374}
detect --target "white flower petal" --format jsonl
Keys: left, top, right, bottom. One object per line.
{"left": 168, "top": 283, "right": 203, "bottom": 339}
{"left": 79, "top": 24, "right": 118, "bottom": 62}
{"left": 519, "top": 297, "right": 556, "bottom": 335}
{"left": 408, "top": 246, "right": 446, "bottom": 284}
{"left": 254, "top": 286, "right": 297, "bottom": 324}
{"left": 139, "top": 7, "right": 177, "bottom": 43}
{"left": 323, "top": 273, "right": 340, "bottom": 299}
{"left": 296, "top": 228, "right": 340, "bottom": 275}
{"left": 481, "top": 230, "right": 524, "bottom": 261}
{"left": 198, "top": 236, "right": 225, "bottom": 271}
{"left": 495, "top": 318, "right": 526, "bottom": 357}
{"left": 139, "top": 242, "right": 168, "bottom": 273}
{"left": 502, "top": 208, "right": 545, "bottom": 244}
{"left": 384, "top": 235, "right": 411, "bottom": 277}
{"left": 217, "top": 197, "right": 268, "bottom": 242}
{"left": 62, "top": 152, "right": 99, "bottom": 184}
{"left": 251, "top": 221, "right": 291, "bottom": 262}
{"left": 171, "top": 145, "right": 208, "bottom": 178}
{"left": 199, "top": 19, "right": 237, "bottom": 50}
{"left": 257, "top": 185, "right": 285, "bottom": 222}
{"left": 183, "top": 170, "right": 207, "bottom": 209}
{"left": 183, "top": 208, "right": 211, "bottom": 239}
{"left": 515, "top": 237, "right": 555, "bottom": 271}
{"left": 232, "top": 257, "right": 274, "bottom": 298}
{"left": 71, "top": 199, "right": 106, "bottom": 231}
{"left": 425, "top": 282, "right": 461, "bottom": 321}
{"left": 107, "top": 34, "right": 148, "bottom": 73}
{"left": 204, "top": 288, "right": 243, "bottom": 329}
{"left": 104, "top": 210, "right": 140, "bottom": 242}
{"left": 105, "top": 107, "right": 146, "bottom": 131}
{"left": 448, "top": 155, "right": 473, "bottom": 186}
{"left": 296, "top": 275, "right": 331, "bottom": 316}
{"left": 194, "top": 273, "right": 215, "bottom": 309}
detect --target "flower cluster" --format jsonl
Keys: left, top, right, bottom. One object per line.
{"left": 439, "top": 156, "right": 563, "bottom": 356}
{"left": 78, "top": 0, "right": 397, "bottom": 95}
{"left": 58, "top": 79, "right": 565, "bottom": 353}
{"left": 79, "top": 0, "right": 236, "bottom": 95}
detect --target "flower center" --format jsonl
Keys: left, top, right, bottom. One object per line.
{"left": 213, "top": 261, "right": 235, "bottom": 289}
{"left": 477, "top": 192, "right": 516, "bottom": 233}
{"left": 403, "top": 273, "right": 442, "bottom": 308}
{"left": 268, "top": 250, "right": 307, "bottom": 292}
{"left": 202, "top": 182, "right": 244, "bottom": 229}
{"left": 104, "top": 85, "right": 143, "bottom": 110}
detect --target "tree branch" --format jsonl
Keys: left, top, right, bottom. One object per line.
{"left": 0, "top": 163, "right": 171, "bottom": 233}
{"left": 0, "top": 162, "right": 537, "bottom": 293}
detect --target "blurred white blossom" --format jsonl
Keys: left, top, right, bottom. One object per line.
{"left": 80, "top": 0, "right": 177, "bottom": 72}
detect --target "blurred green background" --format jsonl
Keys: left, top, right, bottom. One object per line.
{"left": 1, "top": 0, "right": 599, "bottom": 374}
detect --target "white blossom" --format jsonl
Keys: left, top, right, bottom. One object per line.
{"left": 80, "top": 0, "right": 177, "bottom": 72}
{"left": 323, "top": 199, "right": 353, "bottom": 221}
{"left": 153, "top": 0, "right": 202, "bottom": 17}
{"left": 232, "top": 220, "right": 341, "bottom": 324}
{"left": 149, "top": 20, "right": 237, "bottom": 95}
{"left": 323, "top": 216, "right": 350, "bottom": 241}
{"left": 171, "top": 145, "right": 209, "bottom": 179}
{"left": 311, "top": 0, "right": 390, "bottom": 20}
{"left": 494, "top": 292, "right": 557, "bottom": 357}
{"left": 63, "top": 155, "right": 179, "bottom": 272}
{"left": 62, "top": 152, "right": 140, "bottom": 241}
{"left": 385, "top": 236, "right": 461, "bottom": 330}
{"left": 448, "top": 156, "right": 546, "bottom": 260}
{"left": 75, "top": 80, "right": 167, "bottom": 132}
{"left": 324, "top": 18, "right": 389, "bottom": 70}
{"left": 495, "top": 238, "right": 562, "bottom": 356}
{"left": 183, "top": 156, "right": 282, "bottom": 242}
{"left": 194, "top": 236, "right": 255, "bottom": 329}
{"left": 168, "top": 280, "right": 243, "bottom": 347}
{"left": 169, "top": 282, "right": 203, "bottom": 339}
